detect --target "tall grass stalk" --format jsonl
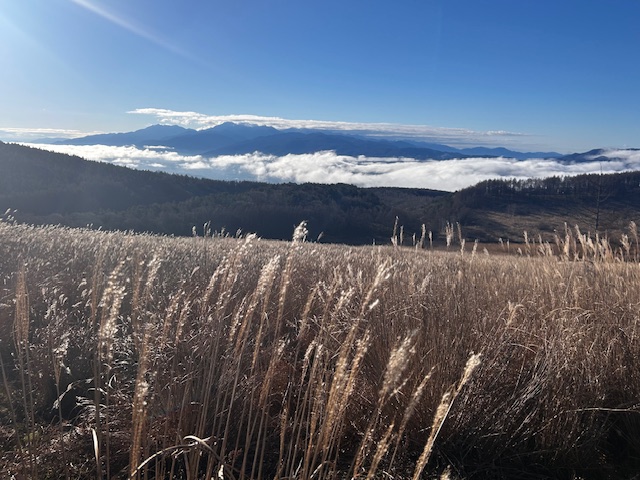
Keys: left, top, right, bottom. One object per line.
{"left": 2, "top": 221, "right": 640, "bottom": 478}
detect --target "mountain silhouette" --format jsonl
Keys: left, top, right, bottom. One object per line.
{"left": 55, "top": 122, "right": 561, "bottom": 160}
{"left": 58, "top": 124, "right": 193, "bottom": 146}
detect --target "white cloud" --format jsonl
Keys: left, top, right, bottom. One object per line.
{"left": 23, "top": 144, "right": 640, "bottom": 192}
{"left": 588, "top": 149, "right": 640, "bottom": 165}
{"left": 0, "top": 127, "right": 100, "bottom": 141}
{"left": 128, "top": 108, "right": 530, "bottom": 148}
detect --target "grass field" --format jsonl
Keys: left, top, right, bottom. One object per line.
{"left": 1, "top": 220, "right": 640, "bottom": 479}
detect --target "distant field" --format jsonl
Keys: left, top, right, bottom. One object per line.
{"left": 1, "top": 220, "right": 640, "bottom": 479}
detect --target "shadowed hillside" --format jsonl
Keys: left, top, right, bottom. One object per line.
{"left": 2, "top": 142, "right": 640, "bottom": 244}
{"left": 444, "top": 174, "right": 640, "bottom": 241}
{"left": 0, "top": 142, "right": 445, "bottom": 244}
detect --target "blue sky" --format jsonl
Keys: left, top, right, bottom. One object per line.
{"left": 1, "top": 0, "right": 639, "bottom": 152}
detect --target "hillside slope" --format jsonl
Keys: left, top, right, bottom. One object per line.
{"left": 0, "top": 142, "right": 445, "bottom": 244}
{"left": 2, "top": 141, "right": 640, "bottom": 244}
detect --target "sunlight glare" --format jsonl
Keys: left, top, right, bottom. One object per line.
{"left": 69, "top": 0, "right": 205, "bottom": 66}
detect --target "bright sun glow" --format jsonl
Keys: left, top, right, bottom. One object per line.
{"left": 69, "top": 0, "right": 204, "bottom": 65}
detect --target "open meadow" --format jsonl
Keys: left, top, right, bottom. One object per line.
{"left": 1, "top": 220, "right": 640, "bottom": 479}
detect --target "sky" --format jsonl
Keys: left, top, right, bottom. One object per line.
{"left": 0, "top": 0, "right": 638, "bottom": 152}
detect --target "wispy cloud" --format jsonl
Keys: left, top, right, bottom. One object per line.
{"left": 0, "top": 127, "right": 99, "bottom": 141}
{"left": 23, "top": 144, "right": 640, "bottom": 192}
{"left": 128, "top": 108, "right": 530, "bottom": 148}
{"left": 588, "top": 149, "right": 640, "bottom": 163}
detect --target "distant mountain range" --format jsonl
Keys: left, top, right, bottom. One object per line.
{"left": 50, "top": 122, "right": 563, "bottom": 160}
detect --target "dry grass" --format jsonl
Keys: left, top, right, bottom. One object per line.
{"left": 1, "top": 219, "right": 640, "bottom": 479}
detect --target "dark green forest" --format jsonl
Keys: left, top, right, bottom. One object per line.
{"left": 0, "top": 143, "right": 446, "bottom": 244}
{"left": 2, "top": 141, "right": 640, "bottom": 244}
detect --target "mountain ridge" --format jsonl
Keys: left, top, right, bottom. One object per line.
{"left": 52, "top": 122, "right": 562, "bottom": 160}
{"left": 57, "top": 124, "right": 194, "bottom": 146}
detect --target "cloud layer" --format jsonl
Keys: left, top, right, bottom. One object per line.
{"left": 0, "top": 127, "right": 101, "bottom": 142}
{"left": 24, "top": 144, "right": 640, "bottom": 192}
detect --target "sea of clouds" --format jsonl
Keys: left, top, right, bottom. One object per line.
{"left": 22, "top": 144, "right": 640, "bottom": 192}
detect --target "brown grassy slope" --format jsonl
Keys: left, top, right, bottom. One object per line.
{"left": 1, "top": 221, "right": 640, "bottom": 479}
{"left": 458, "top": 199, "right": 637, "bottom": 242}
{"left": 442, "top": 173, "right": 640, "bottom": 243}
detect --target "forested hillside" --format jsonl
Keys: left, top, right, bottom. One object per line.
{"left": 2, "top": 142, "right": 640, "bottom": 244}
{"left": 0, "top": 142, "right": 446, "bottom": 244}
{"left": 450, "top": 173, "right": 640, "bottom": 240}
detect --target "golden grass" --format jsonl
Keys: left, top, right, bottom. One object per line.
{"left": 1, "top": 220, "right": 640, "bottom": 478}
